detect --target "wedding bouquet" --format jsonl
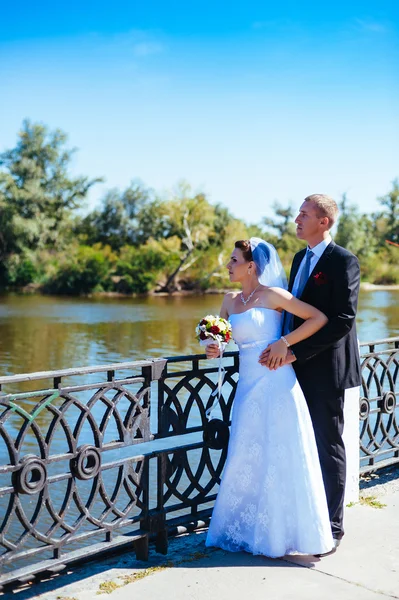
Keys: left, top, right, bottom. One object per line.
{"left": 196, "top": 315, "right": 232, "bottom": 450}
{"left": 195, "top": 315, "right": 232, "bottom": 349}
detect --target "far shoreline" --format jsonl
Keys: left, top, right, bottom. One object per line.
{"left": 359, "top": 282, "right": 399, "bottom": 292}
{"left": 1, "top": 282, "right": 399, "bottom": 299}
{"left": 79, "top": 282, "right": 399, "bottom": 297}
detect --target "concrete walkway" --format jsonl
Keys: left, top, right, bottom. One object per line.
{"left": 6, "top": 469, "right": 399, "bottom": 600}
{"left": 111, "top": 491, "right": 399, "bottom": 600}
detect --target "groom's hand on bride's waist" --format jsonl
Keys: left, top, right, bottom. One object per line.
{"left": 259, "top": 347, "right": 296, "bottom": 369}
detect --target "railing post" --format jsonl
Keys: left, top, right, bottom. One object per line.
{"left": 343, "top": 386, "right": 360, "bottom": 504}
{"left": 135, "top": 359, "right": 168, "bottom": 559}
{"left": 135, "top": 455, "right": 150, "bottom": 561}
{"left": 155, "top": 453, "right": 168, "bottom": 554}
{"left": 153, "top": 359, "right": 168, "bottom": 554}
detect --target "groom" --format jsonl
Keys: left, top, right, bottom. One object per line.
{"left": 260, "top": 194, "right": 361, "bottom": 552}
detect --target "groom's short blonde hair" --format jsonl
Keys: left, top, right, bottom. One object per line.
{"left": 304, "top": 194, "right": 339, "bottom": 228}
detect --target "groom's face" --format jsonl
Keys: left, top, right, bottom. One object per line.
{"left": 295, "top": 201, "right": 324, "bottom": 243}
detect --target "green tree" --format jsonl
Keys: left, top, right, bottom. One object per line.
{"left": 114, "top": 242, "right": 176, "bottom": 293}
{"left": 157, "top": 182, "right": 217, "bottom": 292}
{"left": 335, "top": 194, "right": 375, "bottom": 257}
{"left": 193, "top": 217, "right": 250, "bottom": 289}
{"left": 44, "top": 245, "right": 116, "bottom": 295}
{"left": 76, "top": 180, "right": 153, "bottom": 249}
{"left": 260, "top": 201, "right": 304, "bottom": 274}
{"left": 0, "top": 120, "right": 102, "bottom": 275}
{"left": 377, "top": 179, "right": 399, "bottom": 245}
{"left": 263, "top": 202, "right": 295, "bottom": 239}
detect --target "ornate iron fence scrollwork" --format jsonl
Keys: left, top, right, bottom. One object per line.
{"left": 70, "top": 445, "right": 102, "bottom": 480}
{"left": 0, "top": 359, "right": 166, "bottom": 589}
{"left": 359, "top": 338, "right": 399, "bottom": 472}
{"left": 144, "top": 352, "right": 239, "bottom": 555}
{"left": 0, "top": 338, "right": 398, "bottom": 589}
{"left": 12, "top": 455, "right": 48, "bottom": 495}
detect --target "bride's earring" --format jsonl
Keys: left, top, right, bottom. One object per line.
{"left": 248, "top": 268, "right": 251, "bottom": 275}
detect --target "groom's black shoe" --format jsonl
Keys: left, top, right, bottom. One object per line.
{"left": 314, "top": 538, "right": 341, "bottom": 558}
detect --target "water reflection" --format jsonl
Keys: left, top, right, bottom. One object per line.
{"left": 357, "top": 291, "right": 399, "bottom": 342}
{"left": 0, "top": 291, "right": 397, "bottom": 571}
{"left": 0, "top": 291, "right": 398, "bottom": 378}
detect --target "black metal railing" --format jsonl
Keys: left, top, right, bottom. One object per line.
{"left": 359, "top": 337, "right": 399, "bottom": 472}
{"left": 0, "top": 359, "right": 166, "bottom": 589}
{"left": 0, "top": 338, "right": 398, "bottom": 589}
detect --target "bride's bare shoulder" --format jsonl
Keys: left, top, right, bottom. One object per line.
{"left": 257, "top": 286, "right": 291, "bottom": 310}
{"left": 268, "top": 286, "right": 292, "bottom": 300}
{"left": 224, "top": 291, "right": 240, "bottom": 301}
{"left": 221, "top": 291, "right": 239, "bottom": 316}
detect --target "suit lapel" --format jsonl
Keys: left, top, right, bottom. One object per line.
{"left": 301, "top": 240, "right": 336, "bottom": 297}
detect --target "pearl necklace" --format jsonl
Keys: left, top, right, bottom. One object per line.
{"left": 240, "top": 284, "right": 260, "bottom": 306}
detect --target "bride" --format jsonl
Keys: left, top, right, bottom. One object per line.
{"left": 205, "top": 238, "right": 333, "bottom": 557}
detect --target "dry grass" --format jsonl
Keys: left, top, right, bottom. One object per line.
{"left": 120, "top": 562, "right": 173, "bottom": 585}
{"left": 97, "top": 562, "right": 174, "bottom": 594}
{"left": 96, "top": 548, "right": 214, "bottom": 594}
{"left": 359, "top": 495, "right": 386, "bottom": 509}
{"left": 97, "top": 580, "right": 122, "bottom": 594}
{"left": 347, "top": 495, "right": 387, "bottom": 509}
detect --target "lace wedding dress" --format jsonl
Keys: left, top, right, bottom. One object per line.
{"left": 206, "top": 307, "right": 334, "bottom": 557}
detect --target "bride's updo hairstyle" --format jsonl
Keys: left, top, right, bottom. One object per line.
{"left": 234, "top": 240, "right": 253, "bottom": 262}
{"left": 235, "top": 238, "right": 288, "bottom": 290}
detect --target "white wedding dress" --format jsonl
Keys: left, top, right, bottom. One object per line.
{"left": 206, "top": 307, "right": 334, "bottom": 557}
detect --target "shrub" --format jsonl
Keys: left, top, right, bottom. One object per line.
{"left": 360, "top": 249, "right": 399, "bottom": 285}
{"left": 4, "top": 255, "right": 38, "bottom": 287}
{"left": 43, "top": 245, "right": 114, "bottom": 294}
{"left": 113, "top": 245, "right": 168, "bottom": 293}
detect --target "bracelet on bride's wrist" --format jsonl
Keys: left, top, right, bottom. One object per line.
{"left": 280, "top": 335, "right": 290, "bottom": 348}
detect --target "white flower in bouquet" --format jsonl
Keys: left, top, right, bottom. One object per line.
{"left": 195, "top": 315, "right": 232, "bottom": 349}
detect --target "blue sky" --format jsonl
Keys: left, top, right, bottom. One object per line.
{"left": 1, "top": 1, "right": 398, "bottom": 223}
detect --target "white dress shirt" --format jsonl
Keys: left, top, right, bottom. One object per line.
{"left": 292, "top": 235, "right": 332, "bottom": 297}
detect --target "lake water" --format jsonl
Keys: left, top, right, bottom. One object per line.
{"left": 0, "top": 290, "right": 398, "bottom": 378}
{"left": 0, "top": 291, "right": 398, "bottom": 572}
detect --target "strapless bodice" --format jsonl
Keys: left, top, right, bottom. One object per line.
{"left": 229, "top": 307, "right": 282, "bottom": 349}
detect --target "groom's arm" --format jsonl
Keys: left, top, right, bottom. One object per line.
{"left": 290, "top": 253, "right": 360, "bottom": 363}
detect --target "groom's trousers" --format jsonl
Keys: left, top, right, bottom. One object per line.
{"left": 298, "top": 379, "right": 346, "bottom": 540}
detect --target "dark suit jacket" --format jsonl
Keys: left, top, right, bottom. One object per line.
{"left": 288, "top": 241, "right": 361, "bottom": 393}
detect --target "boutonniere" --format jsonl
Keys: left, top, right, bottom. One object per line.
{"left": 313, "top": 271, "right": 328, "bottom": 286}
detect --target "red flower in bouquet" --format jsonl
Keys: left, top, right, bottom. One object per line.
{"left": 210, "top": 325, "right": 220, "bottom": 335}
{"left": 195, "top": 315, "right": 232, "bottom": 347}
